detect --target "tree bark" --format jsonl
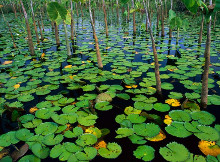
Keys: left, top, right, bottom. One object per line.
{"left": 132, "top": 0, "right": 136, "bottom": 34}
{"left": 160, "top": 0, "right": 165, "bottom": 37}
{"left": 38, "top": 20, "right": 44, "bottom": 41}
{"left": 213, "top": 12, "right": 217, "bottom": 31}
{"left": 200, "top": 0, "right": 212, "bottom": 109}
{"left": 169, "top": 0, "right": 173, "bottom": 39}
{"left": 20, "top": 0, "right": 35, "bottom": 56}
{"left": 63, "top": 21, "right": 71, "bottom": 56}
{"left": 54, "top": 21, "right": 60, "bottom": 46}
{"left": 70, "top": 0, "right": 75, "bottom": 42}
{"left": 30, "top": 0, "right": 40, "bottom": 43}
{"left": 143, "top": 0, "right": 162, "bottom": 95}
{"left": 89, "top": 0, "right": 103, "bottom": 69}
{"left": 40, "top": 9, "right": 45, "bottom": 32}
{"left": 103, "top": 0, "right": 109, "bottom": 37}
{"left": 116, "top": 0, "right": 119, "bottom": 24}
{"left": 127, "top": 4, "right": 130, "bottom": 21}
{"left": 198, "top": 0, "right": 205, "bottom": 44}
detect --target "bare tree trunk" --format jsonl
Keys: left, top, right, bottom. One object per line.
{"left": 20, "top": 0, "right": 35, "bottom": 56}
{"left": 54, "top": 21, "right": 60, "bottom": 46}
{"left": 103, "top": 0, "right": 109, "bottom": 37}
{"left": 160, "top": 0, "right": 165, "bottom": 37}
{"left": 38, "top": 20, "right": 44, "bottom": 41}
{"left": 40, "top": 9, "right": 45, "bottom": 32}
{"left": 1, "top": 8, "right": 16, "bottom": 48}
{"left": 132, "top": 0, "right": 136, "bottom": 34}
{"left": 198, "top": 0, "right": 205, "bottom": 44}
{"left": 213, "top": 12, "right": 217, "bottom": 31}
{"left": 169, "top": 0, "right": 173, "bottom": 38}
{"left": 76, "top": 3, "right": 79, "bottom": 17}
{"left": 155, "top": 0, "right": 159, "bottom": 30}
{"left": 200, "top": 0, "right": 212, "bottom": 109}
{"left": 127, "top": 4, "right": 130, "bottom": 21}
{"left": 30, "top": 0, "right": 40, "bottom": 43}
{"left": 12, "top": 2, "right": 17, "bottom": 19}
{"left": 89, "top": 0, "right": 103, "bottom": 69}
{"left": 80, "top": 2, "right": 84, "bottom": 17}
{"left": 116, "top": 0, "right": 119, "bottom": 24}
{"left": 70, "top": 0, "right": 75, "bottom": 42}
{"left": 63, "top": 21, "right": 71, "bottom": 56}
{"left": 143, "top": 0, "right": 162, "bottom": 95}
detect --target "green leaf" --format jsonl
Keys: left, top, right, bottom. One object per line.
{"left": 116, "top": 93, "right": 130, "bottom": 100}
{"left": 64, "top": 127, "right": 83, "bottom": 138}
{"left": 116, "top": 128, "right": 134, "bottom": 138}
{"left": 47, "top": 2, "right": 67, "bottom": 20}
{"left": 50, "top": 144, "right": 65, "bottom": 158}
{"left": 191, "top": 111, "right": 216, "bottom": 125}
{"left": 133, "top": 123, "right": 160, "bottom": 138}
{"left": 194, "top": 125, "right": 219, "bottom": 141}
{"left": 127, "top": 114, "right": 146, "bottom": 123}
{"left": 153, "top": 103, "right": 170, "bottom": 112}
{"left": 64, "top": 142, "right": 83, "bottom": 153}
{"left": 18, "top": 155, "right": 40, "bottom": 162}
{"left": 42, "top": 134, "right": 64, "bottom": 146}
{"left": 168, "top": 92, "right": 183, "bottom": 99}
{"left": 16, "top": 129, "right": 34, "bottom": 141}
{"left": 182, "top": 0, "right": 199, "bottom": 14}
{"left": 159, "top": 142, "right": 190, "bottom": 162}
{"left": 169, "top": 9, "right": 176, "bottom": 22}
{"left": 0, "top": 131, "right": 19, "bottom": 147}
{"left": 75, "top": 147, "right": 97, "bottom": 161}
{"left": 35, "top": 122, "right": 58, "bottom": 136}
{"left": 169, "top": 110, "right": 191, "bottom": 122}
{"left": 133, "top": 145, "right": 155, "bottom": 161}
{"left": 31, "top": 142, "right": 50, "bottom": 159}
{"left": 128, "top": 134, "right": 147, "bottom": 144}
{"left": 95, "top": 101, "right": 113, "bottom": 111}
{"left": 134, "top": 102, "right": 153, "bottom": 111}
{"left": 76, "top": 134, "right": 97, "bottom": 147}
{"left": 78, "top": 114, "right": 98, "bottom": 126}
{"left": 161, "top": 82, "right": 174, "bottom": 90}
{"left": 98, "top": 142, "right": 122, "bottom": 159}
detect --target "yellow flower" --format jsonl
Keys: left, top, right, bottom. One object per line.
{"left": 14, "top": 84, "right": 20, "bottom": 89}
{"left": 165, "top": 99, "right": 181, "bottom": 107}
{"left": 82, "top": 61, "right": 85, "bottom": 63}
{"left": 132, "top": 85, "right": 138, "bottom": 88}
{"left": 41, "top": 53, "right": 45, "bottom": 58}
{"left": 198, "top": 140, "right": 220, "bottom": 157}
{"left": 164, "top": 115, "right": 172, "bottom": 125}
{"left": 87, "top": 60, "right": 91, "bottom": 63}
{"left": 94, "top": 140, "right": 107, "bottom": 150}
{"left": 105, "top": 47, "right": 111, "bottom": 49}
{"left": 125, "top": 85, "right": 132, "bottom": 88}
{"left": 29, "top": 107, "right": 38, "bottom": 114}
{"left": 2, "top": 61, "right": 12, "bottom": 65}
{"left": 64, "top": 65, "right": 72, "bottom": 68}
{"left": 68, "top": 75, "right": 74, "bottom": 80}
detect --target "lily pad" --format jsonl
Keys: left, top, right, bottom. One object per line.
{"left": 133, "top": 145, "right": 155, "bottom": 161}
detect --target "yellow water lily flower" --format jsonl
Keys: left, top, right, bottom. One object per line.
{"left": 132, "top": 85, "right": 138, "bottom": 88}
{"left": 125, "top": 85, "right": 132, "bottom": 88}
{"left": 64, "top": 65, "right": 72, "bottom": 68}
{"left": 94, "top": 140, "right": 107, "bottom": 150}
{"left": 13, "top": 84, "right": 20, "bottom": 89}
{"left": 198, "top": 140, "right": 220, "bottom": 157}
{"left": 165, "top": 99, "right": 181, "bottom": 107}
{"left": 82, "top": 61, "right": 85, "bottom": 63}
{"left": 164, "top": 115, "right": 172, "bottom": 125}
{"left": 87, "top": 60, "right": 91, "bottom": 63}
{"left": 29, "top": 107, "right": 38, "bottom": 114}
{"left": 105, "top": 47, "right": 111, "bottom": 49}
{"left": 41, "top": 53, "right": 45, "bottom": 58}
{"left": 2, "top": 61, "right": 12, "bottom": 65}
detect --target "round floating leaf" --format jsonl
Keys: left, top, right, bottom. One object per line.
{"left": 159, "top": 142, "right": 190, "bottom": 162}
{"left": 115, "top": 114, "right": 126, "bottom": 124}
{"left": 18, "top": 155, "right": 40, "bottom": 162}
{"left": 168, "top": 92, "right": 183, "bottom": 99}
{"left": 116, "top": 93, "right": 130, "bottom": 100}
{"left": 134, "top": 102, "right": 153, "bottom": 111}
{"left": 95, "top": 102, "right": 113, "bottom": 111}
{"left": 19, "top": 114, "right": 35, "bottom": 124}
{"left": 16, "top": 129, "right": 34, "bottom": 141}
{"left": 165, "top": 121, "right": 192, "bottom": 138}
{"left": 23, "top": 119, "right": 42, "bottom": 128}
{"left": 95, "top": 93, "right": 112, "bottom": 103}
{"left": 36, "top": 101, "right": 52, "bottom": 109}
{"left": 64, "top": 142, "right": 83, "bottom": 153}
{"left": 191, "top": 111, "right": 216, "bottom": 125}
{"left": 18, "top": 94, "right": 34, "bottom": 102}
{"left": 45, "top": 94, "right": 63, "bottom": 101}
{"left": 184, "top": 121, "right": 201, "bottom": 133}
{"left": 76, "top": 134, "right": 97, "bottom": 147}
{"left": 85, "top": 127, "right": 102, "bottom": 138}
{"left": 58, "top": 97, "right": 75, "bottom": 106}
{"left": 0, "top": 131, "right": 19, "bottom": 147}
{"left": 153, "top": 103, "right": 170, "bottom": 112}
{"left": 82, "top": 85, "right": 95, "bottom": 91}
{"left": 99, "top": 85, "right": 110, "bottom": 91}
{"left": 50, "top": 144, "right": 65, "bottom": 158}
{"left": 31, "top": 142, "right": 50, "bottom": 159}
{"left": 64, "top": 126, "right": 83, "bottom": 138}
{"left": 1, "top": 156, "right": 12, "bottom": 162}
{"left": 208, "top": 95, "right": 220, "bottom": 105}
{"left": 133, "top": 123, "right": 160, "bottom": 138}
{"left": 115, "top": 128, "right": 134, "bottom": 138}
{"left": 161, "top": 82, "right": 174, "bottom": 90}
{"left": 75, "top": 147, "right": 97, "bottom": 161}
{"left": 124, "top": 106, "right": 141, "bottom": 115}
{"left": 98, "top": 142, "right": 122, "bottom": 159}
{"left": 35, "top": 109, "right": 54, "bottom": 120}
{"left": 128, "top": 134, "right": 147, "bottom": 144}
{"left": 35, "top": 122, "right": 58, "bottom": 136}
{"left": 127, "top": 114, "right": 146, "bottom": 123}
{"left": 185, "top": 92, "right": 200, "bottom": 100}
{"left": 52, "top": 113, "right": 78, "bottom": 125}
{"left": 194, "top": 125, "right": 220, "bottom": 141}
{"left": 77, "top": 114, "right": 97, "bottom": 126}
{"left": 42, "top": 134, "right": 64, "bottom": 146}
{"left": 169, "top": 110, "right": 191, "bottom": 122}
{"left": 133, "top": 145, "right": 155, "bottom": 161}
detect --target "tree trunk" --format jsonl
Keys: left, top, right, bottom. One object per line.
{"left": 155, "top": 0, "right": 159, "bottom": 30}
{"left": 30, "top": 0, "right": 40, "bottom": 43}
{"left": 63, "top": 21, "right": 71, "bottom": 56}
{"left": 127, "top": 4, "right": 130, "bottom": 21}
{"left": 70, "top": 0, "right": 75, "bottom": 42}
{"left": 38, "top": 20, "right": 44, "bottom": 41}
{"left": 143, "top": 0, "right": 162, "bottom": 95}
{"left": 198, "top": 15, "right": 204, "bottom": 44}
{"left": 12, "top": 2, "right": 17, "bottom": 19}
{"left": 169, "top": 0, "right": 173, "bottom": 39}
{"left": 213, "top": 12, "right": 217, "bottom": 31}
{"left": 132, "top": 0, "right": 136, "bottom": 34}
{"left": 20, "top": 0, "right": 35, "bottom": 56}
{"left": 116, "top": 0, "right": 119, "bottom": 24}
{"left": 89, "top": 0, "right": 103, "bottom": 69}
{"left": 200, "top": 0, "right": 212, "bottom": 109}
{"left": 1, "top": 8, "right": 16, "bottom": 48}
{"left": 54, "top": 21, "right": 60, "bottom": 46}
{"left": 103, "top": 0, "right": 109, "bottom": 37}
{"left": 76, "top": 3, "right": 79, "bottom": 17}
{"left": 40, "top": 9, "right": 45, "bottom": 32}
{"left": 160, "top": 0, "right": 165, "bottom": 37}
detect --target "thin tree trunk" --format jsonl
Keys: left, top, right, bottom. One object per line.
{"left": 30, "top": 0, "right": 40, "bottom": 43}
{"left": 160, "top": 0, "right": 165, "bottom": 37}
{"left": 89, "top": 0, "right": 103, "bottom": 69}
{"left": 92, "top": 9, "right": 95, "bottom": 25}
{"left": 155, "top": 0, "right": 159, "bottom": 30}
{"left": 54, "top": 21, "right": 60, "bottom": 46}
{"left": 80, "top": 2, "right": 84, "bottom": 17}
{"left": 1, "top": 8, "right": 16, "bottom": 48}
{"left": 70, "top": 0, "right": 75, "bottom": 42}
{"left": 127, "top": 5, "right": 130, "bottom": 21}
{"left": 213, "top": 12, "right": 217, "bottom": 31}
{"left": 38, "top": 20, "right": 44, "bottom": 41}
{"left": 143, "top": 0, "right": 162, "bottom": 95}
{"left": 169, "top": 0, "right": 173, "bottom": 38}
{"left": 198, "top": 0, "right": 205, "bottom": 44}
{"left": 132, "top": 0, "right": 136, "bottom": 34}
{"left": 20, "top": 0, "right": 35, "bottom": 56}
{"left": 76, "top": 3, "right": 79, "bottom": 17}
{"left": 200, "top": 0, "right": 212, "bottom": 109}
{"left": 12, "top": 2, "right": 17, "bottom": 19}
{"left": 40, "top": 9, "right": 45, "bottom": 32}
{"left": 63, "top": 21, "right": 71, "bottom": 56}
{"left": 116, "top": 0, "right": 119, "bottom": 24}
{"left": 103, "top": 0, "right": 109, "bottom": 37}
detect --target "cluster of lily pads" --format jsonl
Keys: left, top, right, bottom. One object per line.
{"left": 0, "top": 8, "right": 220, "bottom": 162}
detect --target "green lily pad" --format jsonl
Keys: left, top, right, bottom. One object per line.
{"left": 95, "top": 101, "right": 113, "bottom": 111}
{"left": 98, "top": 142, "right": 122, "bottom": 159}
{"left": 76, "top": 134, "right": 97, "bottom": 147}
{"left": 194, "top": 125, "right": 219, "bottom": 141}
{"left": 78, "top": 114, "right": 98, "bottom": 126}
{"left": 191, "top": 111, "right": 216, "bottom": 125}
{"left": 16, "top": 128, "right": 34, "bottom": 141}
{"left": 133, "top": 145, "right": 155, "bottom": 161}
{"left": 42, "top": 133, "right": 64, "bottom": 146}
{"left": 133, "top": 123, "right": 160, "bottom": 138}
{"left": 153, "top": 103, "right": 170, "bottom": 112}
{"left": 115, "top": 128, "right": 134, "bottom": 138}
{"left": 31, "top": 142, "right": 50, "bottom": 159}
{"left": 35, "top": 122, "right": 58, "bottom": 136}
